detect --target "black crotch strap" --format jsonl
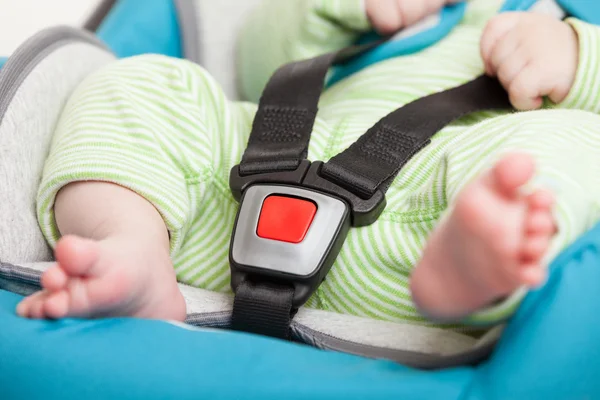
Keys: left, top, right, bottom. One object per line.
{"left": 231, "top": 280, "right": 295, "bottom": 339}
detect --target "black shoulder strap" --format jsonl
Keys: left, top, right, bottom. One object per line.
{"left": 237, "top": 53, "right": 331, "bottom": 176}
{"left": 320, "top": 75, "right": 510, "bottom": 199}
{"left": 238, "top": 42, "right": 385, "bottom": 176}
{"left": 236, "top": 47, "right": 511, "bottom": 220}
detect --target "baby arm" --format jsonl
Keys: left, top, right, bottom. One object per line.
{"left": 238, "top": 0, "right": 462, "bottom": 102}
{"left": 366, "top": 0, "right": 464, "bottom": 35}
{"left": 480, "top": 12, "right": 585, "bottom": 111}
{"left": 238, "top": 0, "right": 371, "bottom": 102}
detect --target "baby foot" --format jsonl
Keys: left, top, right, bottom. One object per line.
{"left": 16, "top": 235, "right": 186, "bottom": 321}
{"left": 411, "top": 153, "right": 556, "bottom": 320}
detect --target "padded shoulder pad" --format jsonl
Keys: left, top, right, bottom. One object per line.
{"left": 0, "top": 26, "right": 115, "bottom": 264}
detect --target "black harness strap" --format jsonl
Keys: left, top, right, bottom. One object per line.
{"left": 238, "top": 54, "right": 330, "bottom": 176}
{"left": 320, "top": 75, "right": 510, "bottom": 199}
{"left": 238, "top": 42, "right": 384, "bottom": 176}
{"left": 231, "top": 280, "right": 295, "bottom": 339}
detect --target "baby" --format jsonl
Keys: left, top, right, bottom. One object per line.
{"left": 16, "top": 0, "right": 600, "bottom": 331}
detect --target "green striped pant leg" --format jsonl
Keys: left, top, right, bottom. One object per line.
{"left": 37, "top": 55, "right": 256, "bottom": 294}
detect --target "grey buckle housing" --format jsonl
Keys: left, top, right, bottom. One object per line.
{"left": 230, "top": 184, "right": 350, "bottom": 306}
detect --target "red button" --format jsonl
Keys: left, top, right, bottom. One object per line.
{"left": 257, "top": 195, "right": 317, "bottom": 243}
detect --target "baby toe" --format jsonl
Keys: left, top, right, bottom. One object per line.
{"left": 16, "top": 294, "right": 37, "bottom": 317}
{"left": 492, "top": 153, "right": 536, "bottom": 195}
{"left": 526, "top": 211, "right": 556, "bottom": 235}
{"left": 43, "top": 291, "right": 70, "bottom": 319}
{"left": 521, "top": 235, "right": 551, "bottom": 262}
{"left": 519, "top": 263, "right": 547, "bottom": 287}
{"left": 526, "top": 190, "right": 555, "bottom": 210}
{"left": 41, "top": 264, "right": 69, "bottom": 292}
{"left": 28, "top": 292, "right": 49, "bottom": 319}
{"left": 55, "top": 235, "right": 101, "bottom": 277}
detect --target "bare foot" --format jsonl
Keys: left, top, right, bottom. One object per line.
{"left": 16, "top": 235, "right": 186, "bottom": 321}
{"left": 411, "top": 153, "right": 556, "bottom": 320}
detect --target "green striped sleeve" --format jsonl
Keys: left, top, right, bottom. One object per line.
{"left": 238, "top": 0, "right": 371, "bottom": 102}
{"left": 554, "top": 18, "right": 600, "bottom": 113}
{"left": 313, "top": 0, "right": 372, "bottom": 31}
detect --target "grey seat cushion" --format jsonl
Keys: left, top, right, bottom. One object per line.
{"left": 193, "top": 0, "right": 263, "bottom": 99}
{"left": 0, "top": 26, "right": 115, "bottom": 264}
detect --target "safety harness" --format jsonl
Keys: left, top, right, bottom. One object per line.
{"left": 228, "top": 42, "right": 512, "bottom": 339}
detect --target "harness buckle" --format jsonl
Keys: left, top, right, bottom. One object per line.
{"left": 229, "top": 159, "right": 386, "bottom": 310}
{"left": 230, "top": 183, "right": 350, "bottom": 307}
{"left": 229, "top": 160, "right": 312, "bottom": 201}
{"left": 302, "top": 161, "right": 386, "bottom": 227}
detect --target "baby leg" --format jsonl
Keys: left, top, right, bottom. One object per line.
{"left": 18, "top": 55, "right": 252, "bottom": 320}
{"left": 18, "top": 181, "right": 186, "bottom": 320}
{"left": 411, "top": 111, "right": 600, "bottom": 321}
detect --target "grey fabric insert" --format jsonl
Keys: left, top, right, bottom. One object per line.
{"left": 174, "top": 0, "right": 202, "bottom": 64}
{"left": 0, "top": 277, "right": 38, "bottom": 297}
{"left": 1, "top": 261, "right": 497, "bottom": 368}
{"left": 0, "top": 26, "right": 109, "bottom": 126}
{"left": 0, "top": 262, "right": 42, "bottom": 296}
{"left": 186, "top": 311, "right": 231, "bottom": 329}
{"left": 186, "top": 311, "right": 496, "bottom": 369}
{"left": 291, "top": 324, "right": 495, "bottom": 370}
{"left": 0, "top": 262, "right": 42, "bottom": 285}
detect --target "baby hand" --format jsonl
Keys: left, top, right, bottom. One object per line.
{"left": 366, "top": 0, "right": 464, "bottom": 35}
{"left": 481, "top": 13, "right": 579, "bottom": 110}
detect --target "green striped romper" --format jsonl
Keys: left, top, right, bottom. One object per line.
{"left": 37, "top": 0, "right": 600, "bottom": 328}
